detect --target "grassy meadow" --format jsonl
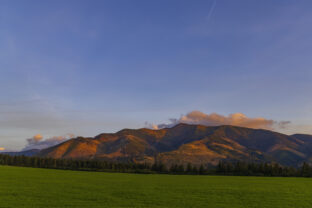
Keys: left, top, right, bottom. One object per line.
{"left": 0, "top": 165, "right": 312, "bottom": 208}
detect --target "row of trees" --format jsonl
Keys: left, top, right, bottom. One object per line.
{"left": 216, "top": 161, "right": 312, "bottom": 177}
{"left": 1, "top": 153, "right": 312, "bottom": 177}
{"left": 0, "top": 154, "right": 151, "bottom": 173}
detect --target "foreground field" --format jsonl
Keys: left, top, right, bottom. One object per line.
{"left": 0, "top": 166, "right": 311, "bottom": 208}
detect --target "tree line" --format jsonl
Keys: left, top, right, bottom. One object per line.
{"left": 0, "top": 153, "right": 312, "bottom": 177}
{"left": 216, "top": 161, "right": 312, "bottom": 177}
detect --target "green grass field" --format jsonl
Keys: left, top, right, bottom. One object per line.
{"left": 0, "top": 166, "right": 312, "bottom": 208}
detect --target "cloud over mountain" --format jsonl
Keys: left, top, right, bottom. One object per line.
{"left": 27, "top": 134, "right": 43, "bottom": 145}
{"left": 146, "top": 111, "right": 290, "bottom": 130}
{"left": 23, "top": 134, "right": 75, "bottom": 151}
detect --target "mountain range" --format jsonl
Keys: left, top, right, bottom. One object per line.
{"left": 16, "top": 123, "right": 310, "bottom": 167}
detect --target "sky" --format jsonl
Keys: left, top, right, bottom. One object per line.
{"left": 0, "top": 0, "right": 312, "bottom": 150}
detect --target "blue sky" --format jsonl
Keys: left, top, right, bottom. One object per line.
{"left": 1, "top": 0, "right": 312, "bottom": 150}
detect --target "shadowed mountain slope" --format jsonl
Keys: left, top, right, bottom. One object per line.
{"left": 37, "top": 124, "right": 312, "bottom": 167}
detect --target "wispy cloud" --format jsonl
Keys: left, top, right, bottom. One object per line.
{"left": 206, "top": 0, "right": 217, "bottom": 22}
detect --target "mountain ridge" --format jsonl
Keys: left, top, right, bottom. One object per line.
{"left": 33, "top": 124, "right": 312, "bottom": 167}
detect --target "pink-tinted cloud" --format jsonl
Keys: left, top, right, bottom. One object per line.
{"left": 23, "top": 134, "right": 74, "bottom": 151}
{"left": 146, "top": 111, "right": 290, "bottom": 130}
{"left": 26, "top": 134, "right": 43, "bottom": 145}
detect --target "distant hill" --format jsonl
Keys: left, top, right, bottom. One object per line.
{"left": 2, "top": 149, "right": 40, "bottom": 157}
{"left": 34, "top": 124, "right": 312, "bottom": 167}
